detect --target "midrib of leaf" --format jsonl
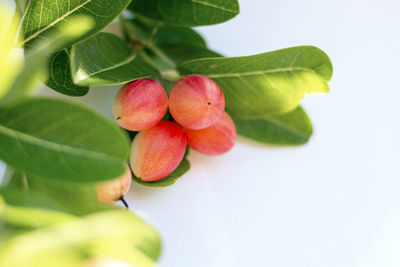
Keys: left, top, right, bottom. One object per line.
{"left": 189, "top": 0, "right": 237, "bottom": 13}
{"left": 22, "top": 0, "right": 92, "bottom": 45}
{"left": 0, "top": 123, "right": 121, "bottom": 164}
{"left": 73, "top": 53, "right": 139, "bottom": 83}
{"left": 199, "top": 67, "right": 319, "bottom": 79}
{"left": 86, "top": 54, "right": 137, "bottom": 77}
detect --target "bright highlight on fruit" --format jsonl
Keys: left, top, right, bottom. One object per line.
{"left": 112, "top": 78, "right": 168, "bottom": 131}
{"left": 184, "top": 112, "right": 236, "bottom": 155}
{"left": 130, "top": 121, "right": 187, "bottom": 182}
{"left": 96, "top": 164, "right": 132, "bottom": 203}
{"left": 169, "top": 74, "right": 225, "bottom": 130}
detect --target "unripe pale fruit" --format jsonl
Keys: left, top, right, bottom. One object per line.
{"left": 130, "top": 121, "right": 187, "bottom": 182}
{"left": 184, "top": 112, "right": 236, "bottom": 155}
{"left": 169, "top": 74, "right": 225, "bottom": 129}
{"left": 112, "top": 78, "right": 168, "bottom": 131}
{"left": 96, "top": 164, "right": 132, "bottom": 203}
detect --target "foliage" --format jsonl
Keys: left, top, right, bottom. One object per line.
{"left": 0, "top": 0, "right": 332, "bottom": 266}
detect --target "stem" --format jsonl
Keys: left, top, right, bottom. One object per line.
{"left": 119, "top": 196, "right": 129, "bottom": 209}
{"left": 140, "top": 51, "right": 182, "bottom": 83}
{"left": 120, "top": 15, "right": 182, "bottom": 83}
{"left": 146, "top": 43, "right": 177, "bottom": 69}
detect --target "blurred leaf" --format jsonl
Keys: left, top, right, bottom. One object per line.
{"left": 179, "top": 46, "right": 333, "bottom": 118}
{"left": 25, "top": 174, "right": 116, "bottom": 216}
{"left": 0, "top": 4, "right": 23, "bottom": 100}
{"left": 45, "top": 50, "right": 89, "bottom": 96}
{"left": 129, "top": 0, "right": 240, "bottom": 26}
{"left": 0, "top": 98, "right": 130, "bottom": 182}
{"left": 2, "top": 167, "right": 115, "bottom": 216}
{"left": 0, "top": 195, "right": 75, "bottom": 229}
{"left": 15, "top": 0, "right": 29, "bottom": 13}
{"left": 234, "top": 106, "right": 313, "bottom": 145}
{"left": 0, "top": 209, "right": 161, "bottom": 267}
{"left": 0, "top": 188, "right": 66, "bottom": 213}
{"left": 21, "top": 0, "right": 131, "bottom": 49}
{"left": 0, "top": 15, "right": 94, "bottom": 106}
{"left": 71, "top": 32, "right": 157, "bottom": 86}
{"left": 0, "top": 165, "right": 28, "bottom": 189}
{"left": 133, "top": 149, "right": 190, "bottom": 187}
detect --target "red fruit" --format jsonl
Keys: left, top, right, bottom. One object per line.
{"left": 96, "top": 164, "right": 132, "bottom": 203}
{"left": 130, "top": 121, "right": 187, "bottom": 182}
{"left": 169, "top": 74, "right": 225, "bottom": 129}
{"left": 112, "top": 78, "right": 168, "bottom": 131}
{"left": 184, "top": 112, "right": 236, "bottom": 155}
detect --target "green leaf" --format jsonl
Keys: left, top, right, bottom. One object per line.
{"left": 21, "top": 0, "right": 131, "bottom": 49}
{"left": 179, "top": 46, "right": 333, "bottom": 118}
{"left": 234, "top": 106, "right": 313, "bottom": 145}
{"left": 71, "top": 32, "right": 157, "bottom": 86}
{"left": 133, "top": 151, "right": 191, "bottom": 187}
{"left": 0, "top": 98, "right": 130, "bottom": 182}
{"left": 45, "top": 50, "right": 89, "bottom": 96}
{"left": 129, "top": 0, "right": 240, "bottom": 26}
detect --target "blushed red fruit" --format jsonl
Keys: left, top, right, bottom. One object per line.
{"left": 130, "top": 121, "right": 187, "bottom": 182}
{"left": 112, "top": 78, "right": 168, "bottom": 131}
{"left": 96, "top": 164, "right": 132, "bottom": 203}
{"left": 184, "top": 112, "right": 236, "bottom": 156}
{"left": 169, "top": 74, "right": 225, "bottom": 129}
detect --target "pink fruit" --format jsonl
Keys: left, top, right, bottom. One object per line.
{"left": 169, "top": 74, "right": 225, "bottom": 129}
{"left": 97, "top": 164, "right": 132, "bottom": 203}
{"left": 112, "top": 78, "right": 168, "bottom": 131}
{"left": 184, "top": 112, "right": 236, "bottom": 155}
{"left": 130, "top": 121, "right": 187, "bottom": 182}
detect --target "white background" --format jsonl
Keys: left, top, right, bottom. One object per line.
{"left": 1, "top": 0, "right": 400, "bottom": 266}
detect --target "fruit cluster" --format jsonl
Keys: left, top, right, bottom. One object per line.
{"left": 97, "top": 74, "right": 236, "bottom": 203}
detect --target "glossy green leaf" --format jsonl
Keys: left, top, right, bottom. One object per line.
{"left": 133, "top": 151, "right": 190, "bottom": 187}
{"left": 0, "top": 98, "right": 130, "bottom": 182}
{"left": 45, "top": 50, "right": 89, "bottom": 96}
{"left": 71, "top": 32, "right": 157, "bottom": 86}
{"left": 0, "top": 209, "right": 161, "bottom": 267}
{"left": 21, "top": 0, "right": 131, "bottom": 49}
{"left": 234, "top": 106, "right": 313, "bottom": 145}
{"left": 179, "top": 46, "right": 333, "bottom": 118}
{"left": 129, "top": 0, "right": 240, "bottom": 26}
